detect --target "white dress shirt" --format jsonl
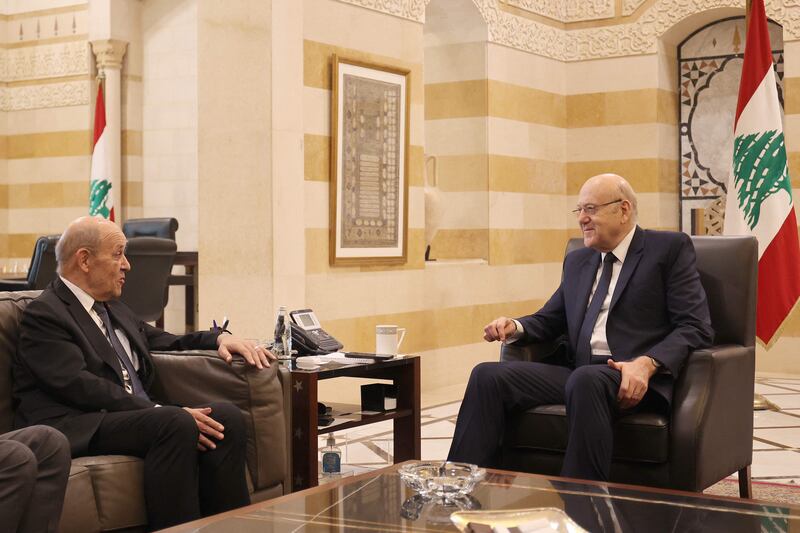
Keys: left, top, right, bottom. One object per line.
{"left": 508, "top": 226, "right": 637, "bottom": 357}
{"left": 59, "top": 276, "right": 140, "bottom": 370}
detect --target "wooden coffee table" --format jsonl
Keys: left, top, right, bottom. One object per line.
{"left": 283, "top": 355, "right": 420, "bottom": 491}
{"left": 162, "top": 461, "right": 800, "bottom": 532}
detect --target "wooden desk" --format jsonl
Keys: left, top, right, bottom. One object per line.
{"left": 156, "top": 251, "right": 198, "bottom": 332}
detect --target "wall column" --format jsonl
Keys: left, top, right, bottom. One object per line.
{"left": 197, "top": 2, "right": 272, "bottom": 337}
{"left": 90, "top": 39, "right": 127, "bottom": 223}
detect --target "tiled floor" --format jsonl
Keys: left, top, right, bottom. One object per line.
{"left": 320, "top": 375, "right": 800, "bottom": 489}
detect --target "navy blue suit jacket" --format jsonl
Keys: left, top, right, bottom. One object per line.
{"left": 12, "top": 277, "right": 221, "bottom": 455}
{"left": 517, "top": 227, "right": 714, "bottom": 404}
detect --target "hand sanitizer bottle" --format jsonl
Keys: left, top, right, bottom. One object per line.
{"left": 321, "top": 434, "right": 341, "bottom": 475}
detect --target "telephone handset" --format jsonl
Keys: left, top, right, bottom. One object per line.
{"left": 289, "top": 309, "right": 344, "bottom": 355}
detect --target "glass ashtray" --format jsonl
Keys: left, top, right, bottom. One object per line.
{"left": 399, "top": 461, "right": 485, "bottom": 500}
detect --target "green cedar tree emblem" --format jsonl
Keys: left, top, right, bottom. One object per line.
{"left": 89, "top": 179, "right": 112, "bottom": 218}
{"left": 732, "top": 130, "right": 791, "bottom": 230}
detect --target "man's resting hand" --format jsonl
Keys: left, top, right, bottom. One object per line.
{"left": 183, "top": 407, "right": 224, "bottom": 452}
{"left": 484, "top": 317, "right": 517, "bottom": 342}
{"left": 607, "top": 357, "right": 658, "bottom": 409}
{"left": 216, "top": 334, "right": 276, "bottom": 369}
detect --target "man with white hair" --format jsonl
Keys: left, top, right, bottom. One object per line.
{"left": 448, "top": 174, "right": 714, "bottom": 481}
{"left": 12, "top": 216, "right": 275, "bottom": 530}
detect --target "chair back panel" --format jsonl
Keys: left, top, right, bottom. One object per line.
{"left": 122, "top": 218, "right": 178, "bottom": 241}
{"left": 120, "top": 237, "right": 177, "bottom": 322}
{"left": 27, "top": 235, "right": 59, "bottom": 290}
{"left": 564, "top": 234, "right": 757, "bottom": 347}
{"left": 691, "top": 236, "right": 757, "bottom": 348}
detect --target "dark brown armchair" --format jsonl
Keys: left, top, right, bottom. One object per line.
{"left": 500, "top": 235, "right": 757, "bottom": 497}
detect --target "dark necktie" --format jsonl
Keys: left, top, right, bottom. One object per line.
{"left": 575, "top": 253, "right": 616, "bottom": 368}
{"left": 92, "top": 302, "right": 149, "bottom": 400}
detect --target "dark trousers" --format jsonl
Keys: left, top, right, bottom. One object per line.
{"left": 447, "top": 360, "right": 665, "bottom": 481}
{"left": 87, "top": 401, "right": 249, "bottom": 531}
{"left": 0, "top": 425, "right": 71, "bottom": 533}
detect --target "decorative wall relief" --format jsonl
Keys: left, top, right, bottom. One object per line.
{"left": 335, "top": 0, "right": 800, "bottom": 59}
{"left": 503, "top": 0, "right": 615, "bottom": 22}
{"left": 0, "top": 41, "right": 89, "bottom": 81}
{"left": 678, "top": 17, "right": 784, "bottom": 235}
{"left": 2, "top": 81, "right": 90, "bottom": 111}
{"left": 334, "top": 0, "right": 427, "bottom": 22}
{"left": 623, "top": 0, "right": 648, "bottom": 16}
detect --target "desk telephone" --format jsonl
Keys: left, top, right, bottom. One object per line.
{"left": 289, "top": 309, "right": 343, "bottom": 355}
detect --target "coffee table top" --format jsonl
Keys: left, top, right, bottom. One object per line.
{"left": 281, "top": 354, "right": 417, "bottom": 379}
{"left": 163, "top": 462, "right": 799, "bottom": 532}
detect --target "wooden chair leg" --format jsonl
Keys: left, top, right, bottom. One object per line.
{"left": 738, "top": 465, "right": 752, "bottom": 498}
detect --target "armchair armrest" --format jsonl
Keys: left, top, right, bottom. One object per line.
{"left": 669, "top": 344, "right": 755, "bottom": 491}
{"left": 148, "top": 350, "right": 288, "bottom": 497}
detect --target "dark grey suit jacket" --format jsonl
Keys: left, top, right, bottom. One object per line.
{"left": 12, "top": 277, "right": 220, "bottom": 455}
{"left": 517, "top": 227, "right": 714, "bottom": 404}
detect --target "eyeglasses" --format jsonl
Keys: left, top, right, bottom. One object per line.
{"left": 572, "top": 199, "right": 623, "bottom": 216}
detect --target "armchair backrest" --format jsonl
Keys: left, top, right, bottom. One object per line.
{"left": 691, "top": 236, "right": 757, "bottom": 348}
{"left": 26, "top": 235, "right": 59, "bottom": 290}
{"left": 122, "top": 217, "right": 178, "bottom": 241}
{"left": 564, "top": 234, "right": 757, "bottom": 348}
{"left": 120, "top": 237, "right": 177, "bottom": 322}
{"left": 0, "top": 291, "right": 41, "bottom": 433}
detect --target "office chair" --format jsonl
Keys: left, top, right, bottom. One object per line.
{"left": 122, "top": 217, "right": 179, "bottom": 241}
{"left": 0, "top": 235, "right": 59, "bottom": 291}
{"left": 500, "top": 235, "right": 757, "bottom": 498}
{"left": 120, "top": 237, "right": 177, "bottom": 322}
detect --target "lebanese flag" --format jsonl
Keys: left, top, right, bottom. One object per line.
{"left": 89, "top": 81, "right": 114, "bottom": 221}
{"left": 724, "top": 0, "right": 800, "bottom": 347}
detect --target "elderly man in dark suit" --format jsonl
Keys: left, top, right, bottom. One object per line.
{"left": 447, "top": 173, "right": 714, "bottom": 481}
{"left": 12, "top": 216, "right": 276, "bottom": 530}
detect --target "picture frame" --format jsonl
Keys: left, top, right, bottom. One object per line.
{"left": 329, "top": 54, "right": 410, "bottom": 266}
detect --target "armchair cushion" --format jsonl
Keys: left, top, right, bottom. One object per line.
{"left": 507, "top": 405, "right": 669, "bottom": 464}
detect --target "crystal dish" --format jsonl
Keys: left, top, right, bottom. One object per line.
{"left": 399, "top": 461, "right": 485, "bottom": 500}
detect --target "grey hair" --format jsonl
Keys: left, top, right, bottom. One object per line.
{"left": 55, "top": 216, "right": 103, "bottom": 274}
{"left": 616, "top": 177, "right": 638, "bottom": 222}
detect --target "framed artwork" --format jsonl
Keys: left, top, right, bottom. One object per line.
{"left": 329, "top": 54, "right": 410, "bottom": 266}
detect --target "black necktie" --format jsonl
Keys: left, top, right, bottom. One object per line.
{"left": 575, "top": 253, "right": 616, "bottom": 368}
{"left": 92, "top": 302, "right": 149, "bottom": 400}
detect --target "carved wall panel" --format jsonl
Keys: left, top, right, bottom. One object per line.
{"left": 337, "top": 0, "right": 800, "bottom": 61}
{"left": 623, "top": 0, "right": 648, "bottom": 16}
{"left": 0, "top": 41, "right": 89, "bottom": 81}
{"left": 504, "top": 0, "right": 614, "bottom": 23}
{"left": 2, "top": 81, "right": 90, "bottom": 111}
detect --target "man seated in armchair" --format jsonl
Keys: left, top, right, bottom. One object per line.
{"left": 447, "top": 173, "right": 714, "bottom": 481}
{"left": 12, "top": 215, "right": 276, "bottom": 530}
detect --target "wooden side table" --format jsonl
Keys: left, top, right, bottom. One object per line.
{"left": 287, "top": 356, "right": 421, "bottom": 491}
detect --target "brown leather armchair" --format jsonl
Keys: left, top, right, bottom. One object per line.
{"left": 0, "top": 291, "right": 289, "bottom": 532}
{"left": 500, "top": 235, "right": 757, "bottom": 497}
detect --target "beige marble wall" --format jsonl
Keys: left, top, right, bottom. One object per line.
{"left": 196, "top": 1, "right": 273, "bottom": 338}
{"left": 0, "top": 1, "right": 91, "bottom": 272}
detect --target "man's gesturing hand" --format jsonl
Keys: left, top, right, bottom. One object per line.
{"left": 606, "top": 357, "right": 658, "bottom": 410}
{"left": 217, "top": 334, "right": 276, "bottom": 369}
{"left": 484, "top": 317, "right": 517, "bottom": 342}
{"left": 183, "top": 407, "right": 224, "bottom": 451}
